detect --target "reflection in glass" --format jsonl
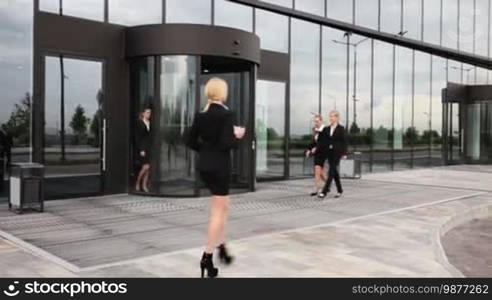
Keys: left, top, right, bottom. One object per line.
{"left": 296, "top": 0, "right": 325, "bottom": 16}
{"left": 380, "top": 0, "right": 401, "bottom": 33}
{"left": 322, "top": 27, "right": 347, "bottom": 123}
{"left": 44, "top": 57, "right": 103, "bottom": 198}
{"left": 215, "top": 0, "right": 253, "bottom": 32}
{"left": 348, "top": 35, "right": 372, "bottom": 172}
{"left": 255, "top": 9, "right": 289, "bottom": 52}
{"left": 475, "top": 0, "right": 489, "bottom": 56}
{"left": 158, "top": 56, "right": 197, "bottom": 195}
{"left": 256, "top": 80, "right": 286, "bottom": 179}
{"left": 403, "top": 0, "right": 422, "bottom": 40}
{"left": 393, "top": 47, "right": 413, "bottom": 170}
{"left": 431, "top": 56, "right": 446, "bottom": 165}
{"left": 262, "top": 0, "right": 293, "bottom": 8}
{"left": 413, "top": 51, "right": 431, "bottom": 167}
{"left": 423, "top": 0, "right": 441, "bottom": 45}
{"left": 355, "top": 0, "right": 378, "bottom": 29}
{"left": 63, "top": 0, "right": 104, "bottom": 21}
{"left": 373, "top": 41, "right": 394, "bottom": 171}
{"left": 476, "top": 68, "right": 489, "bottom": 84}
{"left": 109, "top": 0, "right": 162, "bottom": 26}
{"left": 0, "top": 0, "right": 33, "bottom": 201}
{"left": 459, "top": 0, "right": 475, "bottom": 53}
{"left": 327, "top": 0, "right": 354, "bottom": 23}
{"left": 39, "top": 0, "right": 59, "bottom": 13}
{"left": 290, "top": 19, "right": 321, "bottom": 177}
{"left": 442, "top": 0, "right": 459, "bottom": 49}
{"left": 166, "top": 0, "right": 211, "bottom": 24}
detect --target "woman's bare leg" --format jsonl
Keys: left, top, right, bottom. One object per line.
{"left": 217, "top": 197, "right": 230, "bottom": 246}
{"left": 135, "top": 165, "right": 147, "bottom": 190}
{"left": 314, "top": 166, "right": 325, "bottom": 191}
{"left": 205, "top": 195, "right": 229, "bottom": 253}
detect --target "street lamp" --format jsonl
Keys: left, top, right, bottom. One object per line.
{"left": 331, "top": 36, "right": 370, "bottom": 134}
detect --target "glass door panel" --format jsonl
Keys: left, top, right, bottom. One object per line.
{"left": 44, "top": 56, "right": 104, "bottom": 199}
{"left": 157, "top": 56, "right": 198, "bottom": 196}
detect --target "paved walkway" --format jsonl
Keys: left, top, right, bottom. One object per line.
{"left": 0, "top": 165, "right": 491, "bottom": 277}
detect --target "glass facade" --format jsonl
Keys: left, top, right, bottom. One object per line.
{"left": 0, "top": 0, "right": 33, "bottom": 202}
{"left": 109, "top": 0, "right": 162, "bottom": 26}
{"left": 4, "top": 0, "right": 491, "bottom": 201}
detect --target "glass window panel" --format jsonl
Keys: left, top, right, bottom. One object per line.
{"left": 448, "top": 60, "right": 463, "bottom": 83}
{"left": 0, "top": 0, "right": 33, "bottom": 201}
{"left": 380, "top": 0, "right": 402, "bottom": 33}
{"left": 63, "top": 0, "right": 104, "bottom": 22}
{"left": 463, "top": 63, "right": 476, "bottom": 84}
{"left": 475, "top": 0, "right": 489, "bottom": 56}
{"left": 348, "top": 35, "right": 372, "bottom": 172}
{"left": 393, "top": 47, "right": 413, "bottom": 170}
{"left": 355, "top": 0, "right": 379, "bottom": 29}
{"left": 109, "top": 0, "right": 162, "bottom": 26}
{"left": 255, "top": 9, "right": 289, "bottom": 52}
{"left": 373, "top": 41, "right": 394, "bottom": 171}
{"left": 256, "top": 80, "right": 286, "bottom": 179}
{"left": 290, "top": 20, "right": 320, "bottom": 177}
{"left": 328, "top": 0, "right": 354, "bottom": 23}
{"left": 322, "top": 28, "right": 347, "bottom": 124}
{"left": 459, "top": 0, "right": 476, "bottom": 53}
{"left": 297, "top": 0, "right": 325, "bottom": 16}
{"left": 423, "top": 0, "right": 441, "bottom": 45}
{"left": 215, "top": 0, "right": 253, "bottom": 32}
{"left": 431, "top": 56, "right": 446, "bottom": 165}
{"left": 39, "top": 0, "right": 60, "bottom": 13}
{"left": 44, "top": 57, "right": 103, "bottom": 198}
{"left": 442, "top": 0, "right": 459, "bottom": 49}
{"left": 403, "top": 0, "right": 422, "bottom": 40}
{"left": 414, "top": 51, "right": 431, "bottom": 167}
{"left": 166, "top": 0, "right": 211, "bottom": 24}
{"left": 262, "top": 0, "right": 293, "bottom": 8}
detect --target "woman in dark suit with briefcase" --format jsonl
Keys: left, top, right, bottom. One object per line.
{"left": 187, "top": 77, "right": 245, "bottom": 278}
{"left": 318, "top": 110, "right": 348, "bottom": 199}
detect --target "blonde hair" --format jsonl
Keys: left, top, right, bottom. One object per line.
{"left": 313, "top": 114, "right": 323, "bottom": 121}
{"left": 205, "top": 77, "right": 228, "bottom": 102}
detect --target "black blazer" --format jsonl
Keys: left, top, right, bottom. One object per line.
{"left": 318, "top": 124, "right": 348, "bottom": 158}
{"left": 187, "top": 103, "right": 238, "bottom": 172}
{"left": 135, "top": 119, "right": 152, "bottom": 153}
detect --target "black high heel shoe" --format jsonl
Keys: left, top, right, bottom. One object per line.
{"left": 200, "top": 252, "right": 218, "bottom": 278}
{"left": 218, "top": 244, "right": 234, "bottom": 265}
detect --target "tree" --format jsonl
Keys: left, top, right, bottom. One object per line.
{"left": 4, "top": 93, "right": 31, "bottom": 147}
{"left": 70, "top": 105, "right": 89, "bottom": 145}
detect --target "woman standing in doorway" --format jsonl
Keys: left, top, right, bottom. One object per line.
{"left": 318, "top": 110, "right": 348, "bottom": 199}
{"left": 305, "top": 114, "right": 327, "bottom": 196}
{"left": 135, "top": 107, "right": 152, "bottom": 193}
{"left": 187, "top": 77, "right": 245, "bottom": 278}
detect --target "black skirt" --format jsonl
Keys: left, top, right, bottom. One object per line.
{"left": 314, "top": 152, "right": 327, "bottom": 167}
{"left": 200, "top": 170, "right": 230, "bottom": 196}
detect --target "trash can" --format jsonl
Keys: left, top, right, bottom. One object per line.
{"left": 340, "top": 152, "right": 362, "bottom": 179}
{"left": 9, "top": 163, "right": 44, "bottom": 214}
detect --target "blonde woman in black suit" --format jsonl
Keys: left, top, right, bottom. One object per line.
{"left": 187, "top": 78, "right": 245, "bottom": 278}
{"left": 318, "top": 110, "right": 348, "bottom": 199}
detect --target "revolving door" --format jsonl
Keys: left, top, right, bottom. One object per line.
{"left": 130, "top": 55, "right": 256, "bottom": 197}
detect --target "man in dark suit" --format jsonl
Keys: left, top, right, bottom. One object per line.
{"left": 318, "top": 111, "right": 348, "bottom": 199}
